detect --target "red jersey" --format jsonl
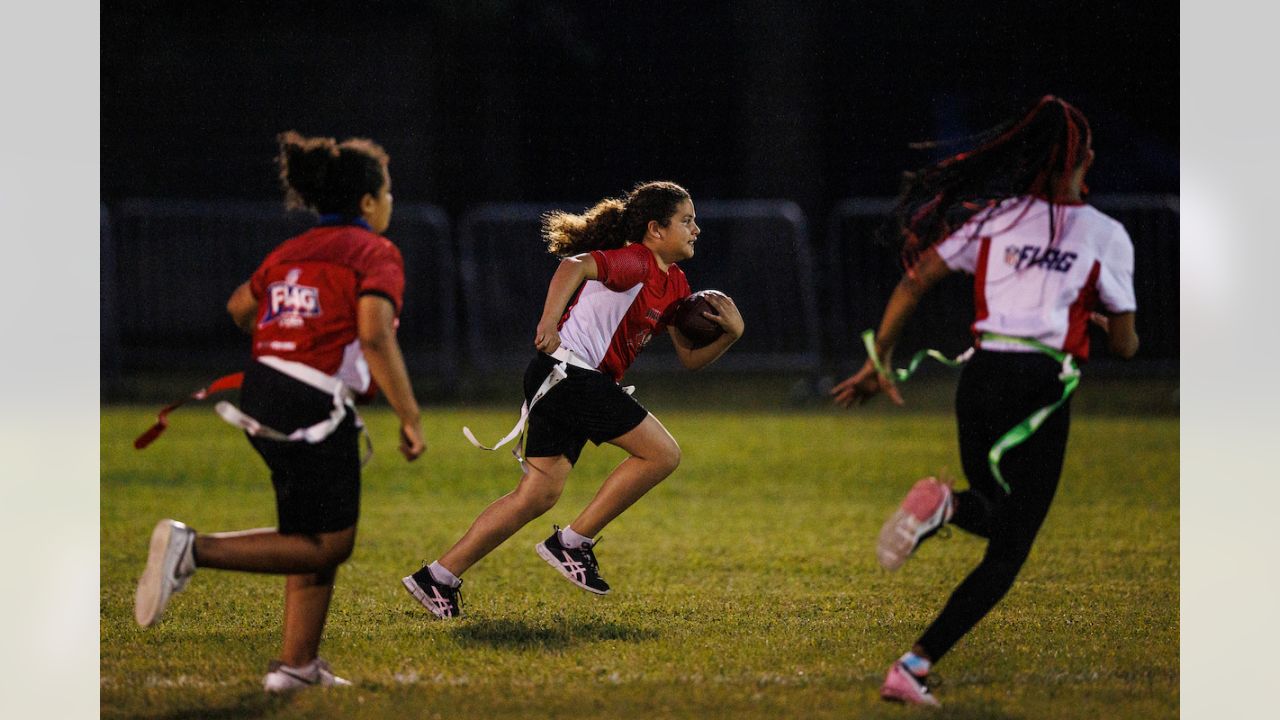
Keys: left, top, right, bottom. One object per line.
{"left": 556, "top": 242, "right": 692, "bottom": 381}
{"left": 248, "top": 222, "right": 405, "bottom": 392}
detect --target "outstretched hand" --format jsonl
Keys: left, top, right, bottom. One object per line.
{"left": 831, "top": 358, "right": 904, "bottom": 408}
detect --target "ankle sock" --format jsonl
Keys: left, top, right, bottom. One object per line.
{"left": 428, "top": 561, "right": 461, "bottom": 588}
{"left": 559, "top": 526, "right": 592, "bottom": 549}
{"left": 899, "top": 651, "right": 931, "bottom": 677}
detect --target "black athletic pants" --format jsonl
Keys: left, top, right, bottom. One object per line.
{"left": 916, "top": 349, "right": 1073, "bottom": 661}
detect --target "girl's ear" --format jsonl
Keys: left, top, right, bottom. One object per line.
{"left": 647, "top": 219, "right": 663, "bottom": 239}
{"left": 359, "top": 192, "right": 377, "bottom": 216}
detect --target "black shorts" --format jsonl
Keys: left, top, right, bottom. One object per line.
{"left": 240, "top": 362, "right": 361, "bottom": 535}
{"left": 521, "top": 352, "right": 650, "bottom": 465}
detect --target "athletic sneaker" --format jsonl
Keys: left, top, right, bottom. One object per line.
{"left": 263, "top": 657, "right": 352, "bottom": 693}
{"left": 134, "top": 518, "right": 197, "bottom": 627}
{"left": 876, "top": 476, "right": 953, "bottom": 571}
{"left": 401, "top": 566, "right": 463, "bottom": 618}
{"left": 880, "top": 661, "right": 940, "bottom": 706}
{"left": 534, "top": 525, "right": 610, "bottom": 595}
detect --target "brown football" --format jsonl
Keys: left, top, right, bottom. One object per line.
{"left": 671, "top": 290, "right": 727, "bottom": 349}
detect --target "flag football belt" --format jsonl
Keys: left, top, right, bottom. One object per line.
{"left": 463, "top": 346, "right": 634, "bottom": 473}
{"left": 134, "top": 355, "right": 372, "bottom": 465}
{"left": 861, "top": 329, "right": 1080, "bottom": 494}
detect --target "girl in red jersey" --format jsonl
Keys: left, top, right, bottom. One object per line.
{"left": 831, "top": 96, "right": 1140, "bottom": 707}
{"left": 402, "top": 181, "right": 743, "bottom": 615}
{"left": 134, "top": 132, "right": 425, "bottom": 692}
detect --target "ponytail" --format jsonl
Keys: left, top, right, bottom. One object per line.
{"left": 277, "top": 131, "right": 389, "bottom": 216}
{"left": 542, "top": 180, "right": 691, "bottom": 257}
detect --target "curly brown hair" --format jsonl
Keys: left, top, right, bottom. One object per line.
{"left": 542, "top": 180, "right": 691, "bottom": 257}
{"left": 276, "top": 130, "right": 390, "bottom": 216}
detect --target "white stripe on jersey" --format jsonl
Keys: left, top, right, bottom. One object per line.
{"left": 557, "top": 280, "right": 644, "bottom": 369}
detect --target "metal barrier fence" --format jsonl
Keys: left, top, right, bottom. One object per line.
{"left": 824, "top": 195, "right": 1180, "bottom": 366}
{"left": 106, "top": 200, "right": 455, "bottom": 378}
{"left": 457, "top": 199, "right": 820, "bottom": 374}
{"left": 101, "top": 195, "right": 1176, "bottom": 389}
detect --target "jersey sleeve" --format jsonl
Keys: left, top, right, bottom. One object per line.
{"left": 933, "top": 226, "right": 982, "bottom": 273}
{"left": 357, "top": 239, "right": 406, "bottom": 313}
{"left": 591, "top": 244, "right": 651, "bottom": 291}
{"left": 658, "top": 268, "right": 693, "bottom": 326}
{"left": 1096, "top": 225, "right": 1137, "bottom": 313}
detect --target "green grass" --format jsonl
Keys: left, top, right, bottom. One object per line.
{"left": 101, "top": 403, "right": 1178, "bottom": 719}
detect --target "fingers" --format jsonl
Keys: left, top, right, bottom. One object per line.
{"left": 883, "top": 377, "right": 905, "bottom": 406}
{"left": 399, "top": 424, "right": 425, "bottom": 461}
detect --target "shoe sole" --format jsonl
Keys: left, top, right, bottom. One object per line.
{"left": 876, "top": 481, "right": 951, "bottom": 571}
{"left": 875, "top": 508, "right": 921, "bottom": 571}
{"left": 400, "top": 576, "right": 457, "bottom": 619}
{"left": 135, "top": 519, "right": 180, "bottom": 626}
{"left": 534, "top": 543, "right": 610, "bottom": 595}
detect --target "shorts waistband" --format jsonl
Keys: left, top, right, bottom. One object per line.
{"left": 550, "top": 346, "right": 597, "bottom": 371}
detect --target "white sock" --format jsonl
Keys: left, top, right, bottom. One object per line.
{"left": 428, "top": 561, "right": 461, "bottom": 588}
{"left": 559, "top": 526, "right": 592, "bottom": 549}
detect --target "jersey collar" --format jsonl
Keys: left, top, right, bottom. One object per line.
{"left": 316, "top": 214, "right": 373, "bottom": 231}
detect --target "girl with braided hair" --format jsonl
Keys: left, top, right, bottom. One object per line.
{"left": 831, "top": 96, "right": 1139, "bottom": 706}
{"left": 402, "top": 181, "right": 743, "bottom": 616}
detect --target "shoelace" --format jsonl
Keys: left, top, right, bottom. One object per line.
{"left": 578, "top": 537, "right": 603, "bottom": 575}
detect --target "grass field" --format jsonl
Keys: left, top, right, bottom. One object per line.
{"left": 101, "top": 400, "right": 1178, "bottom": 719}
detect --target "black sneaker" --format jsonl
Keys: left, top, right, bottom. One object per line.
{"left": 534, "top": 525, "right": 611, "bottom": 595}
{"left": 401, "top": 565, "right": 463, "bottom": 618}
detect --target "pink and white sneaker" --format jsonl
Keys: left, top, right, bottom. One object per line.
{"left": 876, "top": 476, "right": 953, "bottom": 571}
{"left": 880, "top": 662, "right": 940, "bottom": 706}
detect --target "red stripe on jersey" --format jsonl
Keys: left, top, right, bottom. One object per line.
{"left": 970, "top": 237, "right": 992, "bottom": 344}
{"left": 1063, "top": 259, "right": 1102, "bottom": 360}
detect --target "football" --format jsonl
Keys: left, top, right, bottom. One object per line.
{"left": 671, "top": 290, "right": 727, "bottom": 349}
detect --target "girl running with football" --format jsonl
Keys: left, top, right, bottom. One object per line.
{"left": 134, "top": 131, "right": 426, "bottom": 692}
{"left": 402, "top": 180, "right": 743, "bottom": 616}
{"left": 832, "top": 95, "right": 1139, "bottom": 706}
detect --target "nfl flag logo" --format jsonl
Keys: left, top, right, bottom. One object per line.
{"left": 261, "top": 268, "right": 322, "bottom": 328}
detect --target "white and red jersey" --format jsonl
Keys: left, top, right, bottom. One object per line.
{"left": 557, "top": 242, "right": 692, "bottom": 381}
{"left": 934, "top": 196, "right": 1136, "bottom": 360}
{"left": 248, "top": 221, "right": 405, "bottom": 393}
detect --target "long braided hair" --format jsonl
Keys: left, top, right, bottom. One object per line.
{"left": 889, "top": 95, "right": 1093, "bottom": 270}
{"left": 542, "top": 181, "right": 691, "bottom": 257}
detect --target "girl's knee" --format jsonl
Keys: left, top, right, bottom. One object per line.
{"left": 654, "top": 440, "right": 681, "bottom": 476}
{"left": 515, "top": 483, "right": 562, "bottom": 516}
{"left": 317, "top": 527, "right": 356, "bottom": 567}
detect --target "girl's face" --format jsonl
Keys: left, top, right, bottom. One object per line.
{"left": 362, "top": 171, "right": 394, "bottom": 234}
{"left": 646, "top": 199, "right": 700, "bottom": 265}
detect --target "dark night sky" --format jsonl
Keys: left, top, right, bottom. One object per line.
{"left": 101, "top": 1, "right": 1178, "bottom": 222}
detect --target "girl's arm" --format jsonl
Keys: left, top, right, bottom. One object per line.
{"left": 831, "top": 248, "right": 953, "bottom": 407}
{"left": 1090, "top": 311, "right": 1140, "bottom": 359}
{"left": 669, "top": 291, "right": 744, "bottom": 370}
{"left": 534, "top": 253, "right": 598, "bottom": 354}
{"left": 358, "top": 295, "right": 425, "bottom": 461}
{"left": 226, "top": 281, "right": 258, "bottom": 334}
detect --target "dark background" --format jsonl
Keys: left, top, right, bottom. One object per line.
{"left": 102, "top": 0, "right": 1177, "bottom": 221}
{"left": 100, "top": 0, "right": 1179, "bottom": 402}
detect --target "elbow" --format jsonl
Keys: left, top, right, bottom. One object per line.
{"left": 1111, "top": 335, "right": 1139, "bottom": 360}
